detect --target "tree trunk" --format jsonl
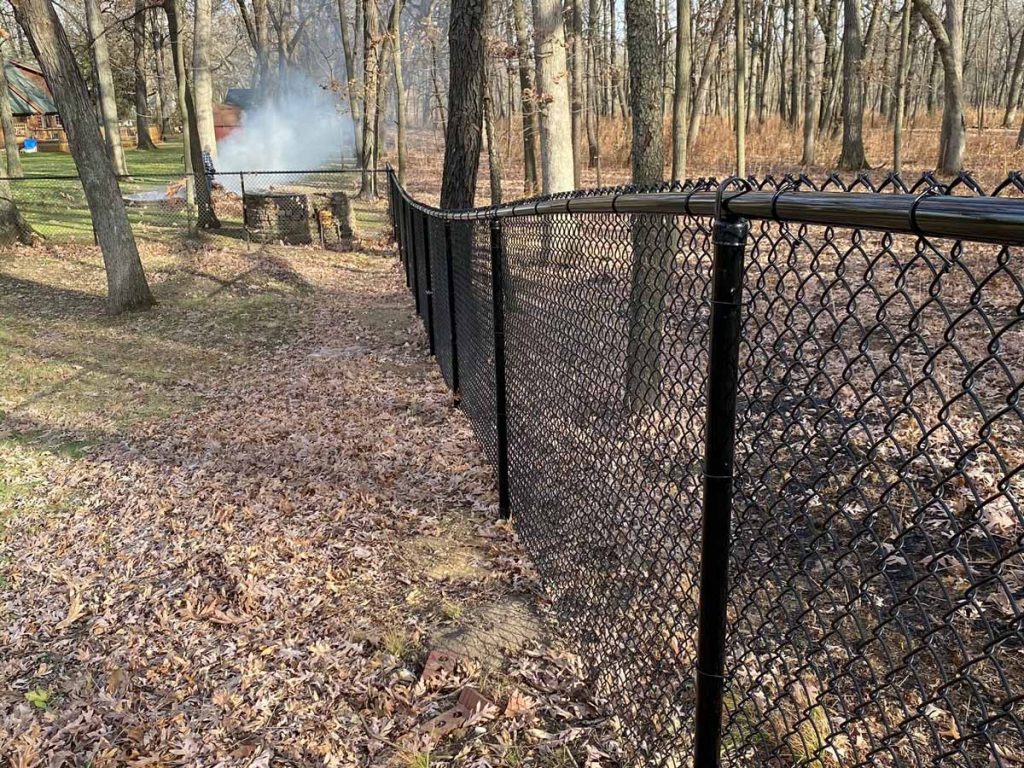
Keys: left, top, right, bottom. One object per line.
{"left": 337, "top": 0, "right": 363, "bottom": 157}
{"left": 735, "top": 0, "right": 747, "bottom": 175}
{"left": 164, "top": 0, "right": 219, "bottom": 227}
{"left": 893, "top": 0, "right": 911, "bottom": 171}
{"left": 687, "top": 0, "right": 731, "bottom": 148}
{"left": 671, "top": 0, "right": 691, "bottom": 179}
{"left": 533, "top": 0, "right": 575, "bottom": 193}
{"left": 192, "top": 0, "right": 218, "bottom": 156}
{"left": 0, "top": 38, "right": 24, "bottom": 177}
{"left": 0, "top": 178, "right": 34, "bottom": 245}
{"left": 484, "top": 65, "right": 503, "bottom": 203}
{"left": 838, "top": 0, "right": 868, "bottom": 169}
{"left": 13, "top": 0, "right": 152, "bottom": 311}
{"left": 800, "top": 0, "right": 818, "bottom": 165}
{"left": 132, "top": 0, "right": 157, "bottom": 151}
{"left": 512, "top": 0, "right": 540, "bottom": 193}
{"left": 439, "top": 0, "right": 486, "bottom": 207}
{"left": 150, "top": 9, "right": 171, "bottom": 136}
{"left": 624, "top": 0, "right": 667, "bottom": 411}
{"left": 570, "top": 0, "right": 584, "bottom": 186}
{"left": 1003, "top": 26, "right": 1024, "bottom": 127}
{"left": 85, "top": 0, "right": 128, "bottom": 176}
{"left": 359, "top": 0, "right": 380, "bottom": 199}
{"left": 387, "top": 0, "right": 407, "bottom": 183}
{"left": 914, "top": 0, "right": 964, "bottom": 174}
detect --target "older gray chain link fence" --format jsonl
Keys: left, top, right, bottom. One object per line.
{"left": 388, "top": 168, "right": 1024, "bottom": 768}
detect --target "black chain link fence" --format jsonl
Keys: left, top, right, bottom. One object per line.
{"left": 388, "top": 168, "right": 1024, "bottom": 768}
{"left": 0, "top": 169, "right": 371, "bottom": 244}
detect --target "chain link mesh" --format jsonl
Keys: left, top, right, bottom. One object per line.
{"left": 389, "top": 170, "right": 1024, "bottom": 768}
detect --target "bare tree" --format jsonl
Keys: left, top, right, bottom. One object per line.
{"left": 193, "top": 0, "right": 218, "bottom": 156}
{"left": 838, "top": 0, "right": 869, "bottom": 169}
{"left": 359, "top": 0, "right": 380, "bottom": 199}
{"left": 13, "top": 0, "right": 153, "bottom": 311}
{"left": 440, "top": 0, "right": 486, "bottom": 207}
{"left": 512, "top": 0, "right": 540, "bottom": 194}
{"left": 735, "top": 0, "right": 747, "bottom": 176}
{"left": 533, "top": 0, "right": 575, "bottom": 192}
{"left": 913, "top": 0, "right": 965, "bottom": 174}
{"left": 800, "top": 0, "right": 818, "bottom": 165}
{"left": 0, "top": 33, "right": 23, "bottom": 176}
{"left": 387, "top": 0, "right": 407, "bottom": 183}
{"left": 570, "top": 0, "right": 584, "bottom": 186}
{"left": 892, "top": 0, "right": 911, "bottom": 172}
{"left": 132, "top": 0, "right": 157, "bottom": 151}
{"left": 671, "top": 0, "right": 691, "bottom": 179}
{"left": 85, "top": 0, "right": 128, "bottom": 176}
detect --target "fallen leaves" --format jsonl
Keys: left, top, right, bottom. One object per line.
{"left": 0, "top": 238, "right": 622, "bottom": 767}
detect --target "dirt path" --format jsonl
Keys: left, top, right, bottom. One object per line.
{"left": 0, "top": 240, "right": 619, "bottom": 767}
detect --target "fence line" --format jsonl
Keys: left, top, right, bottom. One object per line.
{"left": 387, "top": 168, "right": 1024, "bottom": 768}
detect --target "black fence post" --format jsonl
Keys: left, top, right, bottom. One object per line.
{"left": 420, "top": 211, "right": 436, "bottom": 355}
{"left": 444, "top": 220, "right": 460, "bottom": 402}
{"left": 489, "top": 217, "right": 511, "bottom": 520}
{"left": 403, "top": 201, "right": 413, "bottom": 290}
{"left": 240, "top": 172, "right": 250, "bottom": 244}
{"left": 694, "top": 212, "right": 750, "bottom": 768}
{"left": 411, "top": 209, "right": 422, "bottom": 315}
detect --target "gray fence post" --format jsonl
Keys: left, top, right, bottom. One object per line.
{"left": 489, "top": 217, "right": 511, "bottom": 519}
{"left": 694, "top": 210, "right": 750, "bottom": 768}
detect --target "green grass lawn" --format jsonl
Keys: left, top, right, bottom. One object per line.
{"left": 14, "top": 139, "right": 186, "bottom": 177}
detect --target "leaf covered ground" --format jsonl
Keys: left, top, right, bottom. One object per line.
{"left": 0, "top": 225, "right": 621, "bottom": 766}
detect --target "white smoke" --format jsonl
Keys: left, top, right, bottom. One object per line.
{"left": 214, "top": 75, "right": 353, "bottom": 176}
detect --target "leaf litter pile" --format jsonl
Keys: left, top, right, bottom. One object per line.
{"left": 0, "top": 236, "right": 622, "bottom": 767}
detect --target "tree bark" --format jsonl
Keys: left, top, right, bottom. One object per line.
{"left": 150, "top": 9, "right": 171, "bottom": 136}
{"left": 893, "top": 0, "right": 911, "bottom": 171}
{"left": 671, "top": 0, "right": 691, "bottom": 179}
{"left": 132, "top": 0, "right": 157, "bottom": 151}
{"left": 387, "top": 0, "right": 406, "bottom": 183}
{"left": 1003, "top": 26, "right": 1024, "bottom": 127}
{"left": 13, "top": 0, "right": 152, "bottom": 311}
{"left": 570, "top": 0, "right": 584, "bottom": 186}
{"left": 533, "top": 0, "right": 575, "bottom": 193}
{"left": 512, "top": 0, "right": 540, "bottom": 193}
{"left": 838, "top": 0, "right": 868, "bottom": 169}
{"left": 624, "top": 0, "right": 668, "bottom": 411}
{"left": 0, "top": 36, "right": 23, "bottom": 176}
{"left": 85, "top": 0, "right": 128, "bottom": 176}
{"left": 800, "top": 0, "right": 818, "bottom": 165}
{"left": 687, "top": 0, "right": 731, "bottom": 148}
{"left": 359, "top": 0, "right": 380, "bottom": 199}
{"left": 193, "top": 0, "right": 218, "bottom": 156}
{"left": 336, "top": 0, "right": 362, "bottom": 157}
{"left": 913, "top": 0, "right": 964, "bottom": 174}
{"left": 484, "top": 64, "right": 503, "bottom": 203}
{"left": 440, "top": 0, "right": 486, "bottom": 207}
{"left": 735, "top": 0, "right": 747, "bottom": 175}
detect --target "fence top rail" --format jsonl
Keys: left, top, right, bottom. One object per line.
{"left": 389, "top": 173, "right": 1024, "bottom": 247}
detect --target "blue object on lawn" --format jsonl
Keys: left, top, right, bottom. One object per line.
{"left": 22, "top": 137, "right": 37, "bottom": 152}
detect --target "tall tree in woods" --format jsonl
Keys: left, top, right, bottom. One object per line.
{"left": 671, "top": 0, "right": 691, "bottom": 180}
{"left": 150, "top": 9, "right": 172, "bottom": 136}
{"left": 13, "top": 0, "right": 153, "bottom": 311}
{"left": 85, "top": 0, "right": 129, "bottom": 176}
{"left": 913, "top": 0, "right": 964, "bottom": 174}
{"left": 336, "top": 0, "right": 362, "bottom": 157}
{"left": 359, "top": 0, "right": 380, "bottom": 198}
{"left": 193, "top": 0, "right": 218, "bottom": 156}
{"left": 511, "top": 0, "right": 540, "bottom": 194}
{"left": 624, "top": 0, "right": 667, "bottom": 410}
{"left": 569, "top": 0, "right": 584, "bottom": 186}
{"left": 133, "top": 0, "right": 157, "bottom": 150}
{"left": 734, "top": 0, "right": 746, "bottom": 175}
{"left": 800, "top": 0, "right": 818, "bottom": 165}
{"left": 686, "top": 0, "right": 731, "bottom": 149}
{"left": 387, "top": 0, "right": 407, "bottom": 183}
{"left": 439, "top": 0, "right": 486, "bottom": 207}
{"left": 892, "top": 0, "right": 911, "bottom": 172}
{"left": 533, "top": 0, "right": 574, "bottom": 193}
{"left": 0, "top": 32, "right": 24, "bottom": 176}
{"left": 161, "top": 0, "right": 219, "bottom": 227}
{"left": 838, "top": 0, "right": 868, "bottom": 169}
